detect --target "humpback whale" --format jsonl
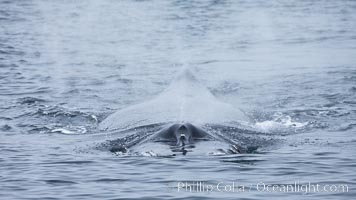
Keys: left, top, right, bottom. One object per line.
{"left": 99, "top": 69, "right": 249, "bottom": 155}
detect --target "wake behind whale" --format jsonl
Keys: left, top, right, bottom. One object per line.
{"left": 99, "top": 69, "right": 268, "bottom": 156}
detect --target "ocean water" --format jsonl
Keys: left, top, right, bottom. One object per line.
{"left": 1, "top": 0, "right": 356, "bottom": 199}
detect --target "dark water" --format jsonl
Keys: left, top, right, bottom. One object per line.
{"left": 1, "top": 0, "right": 356, "bottom": 199}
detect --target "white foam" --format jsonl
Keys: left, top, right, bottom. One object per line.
{"left": 255, "top": 114, "right": 308, "bottom": 132}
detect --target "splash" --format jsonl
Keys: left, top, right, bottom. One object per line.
{"left": 254, "top": 113, "right": 308, "bottom": 132}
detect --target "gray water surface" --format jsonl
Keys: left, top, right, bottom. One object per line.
{"left": 1, "top": 0, "right": 356, "bottom": 199}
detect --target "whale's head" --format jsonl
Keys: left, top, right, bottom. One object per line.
{"left": 175, "top": 124, "right": 192, "bottom": 146}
